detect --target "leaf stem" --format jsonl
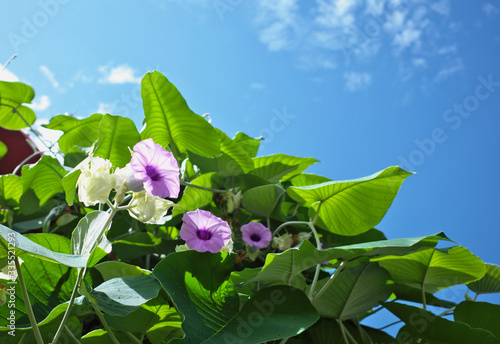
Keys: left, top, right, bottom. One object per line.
{"left": 124, "top": 332, "right": 142, "bottom": 344}
{"left": 312, "top": 260, "right": 345, "bottom": 302}
{"left": 306, "top": 221, "right": 322, "bottom": 300}
{"left": 52, "top": 267, "right": 86, "bottom": 344}
{"left": 15, "top": 257, "right": 44, "bottom": 344}
{"left": 64, "top": 325, "right": 82, "bottom": 344}
{"left": 81, "top": 287, "right": 121, "bottom": 344}
{"left": 272, "top": 220, "right": 309, "bottom": 237}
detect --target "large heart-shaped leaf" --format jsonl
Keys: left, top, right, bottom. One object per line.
{"left": 0, "top": 174, "right": 22, "bottom": 208}
{"left": 43, "top": 113, "right": 103, "bottom": 154}
{"left": 309, "top": 262, "right": 394, "bottom": 320}
{"left": 454, "top": 301, "right": 500, "bottom": 339}
{"left": 0, "top": 234, "right": 78, "bottom": 328}
{"left": 468, "top": 263, "right": 500, "bottom": 295}
{"left": 242, "top": 184, "right": 286, "bottom": 220}
{"left": 71, "top": 210, "right": 111, "bottom": 267}
{"left": 385, "top": 302, "right": 500, "bottom": 344}
{"left": 373, "top": 246, "right": 485, "bottom": 293}
{"left": 0, "top": 224, "right": 90, "bottom": 267}
{"left": 94, "top": 114, "right": 141, "bottom": 167}
{"left": 250, "top": 154, "right": 318, "bottom": 183}
{"left": 141, "top": 71, "right": 220, "bottom": 157}
{"left": 251, "top": 233, "right": 448, "bottom": 286}
{"left": 0, "top": 81, "right": 36, "bottom": 130}
{"left": 21, "top": 155, "right": 67, "bottom": 206}
{"left": 287, "top": 166, "right": 412, "bottom": 235}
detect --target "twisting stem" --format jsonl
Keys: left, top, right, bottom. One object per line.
{"left": 15, "top": 257, "right": 44, "bottom": 344}
{"left": 272, "top": 221, "right": 309, "bottom": 237}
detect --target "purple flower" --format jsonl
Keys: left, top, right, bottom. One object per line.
{"left": 130, "top": 138, "right": 180, "bottom": 198}
{"left": 241, "top": 222, "right": 272, "bottom": 249}
{"left": 180, "top": 209, "right": 232, "bottom": 253}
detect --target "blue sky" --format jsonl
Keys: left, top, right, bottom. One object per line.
{"left": 2, "top": 0, "right": 500, "bottom": 328}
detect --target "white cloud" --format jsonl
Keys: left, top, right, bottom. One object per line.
{"left": 255, "top": 0, "right": 303, "bottom": 51}
{"left": 28, "top": 95, "right": 51, "bottom": 111}
{"left": 0, "top": 68, "right": 20, "bottom": 82}
{"left": 250, "top": 82, "right": 266, "bottom": 90}
{"left": 433, "top": 58, "right": 464, "bottom": 83}
{"left": 97, "top": 102, "right": 115, "bottom": 114}
{"left": 393, "top": 27, "right": 421, "bottom": 51}
{"left": 40, "top": 65, "right": 64, "bottom": 92}
{"left": 412, "top": 58, "right": 427, "bottom": 68}
{"left": 344, "top": 72, "right": 372, "bottom": 91}
{"left": 430, "top": 0, "right": 450, "bottom": 16}
{"left": 482, "top": 3, "right": 499, "bottom": 17}
{"left": 98, "top": 64, "right": 142, "bottom": 84}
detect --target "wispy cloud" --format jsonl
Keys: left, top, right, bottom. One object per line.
{"left": 98, "top": 64, "right": 142, "bottom": 84}
{"left": 250, "top": 82, "right": 266, "bottom": 90}
{"left": 482, "top": 3, "right": 499, "bottom": 17}
{"left": 433, "top": 58, "right": 464, "bottom": 83}
{"left": 97, "top": 102, "right": 115, "bottom": 114}
{"left": 28, "top": 95, "right": 51, "bottom": 111}
{"left": 344, "top": 72, "right": 372, "bottom": 91}
{"left": 0, "top": 68, "right": 20, "bottom": 82}
{"left": 40, "top": 65, "right": 65, "bottom": 92}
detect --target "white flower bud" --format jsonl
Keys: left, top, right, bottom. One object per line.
{"left": 77, "top": 157, "right": 114, "bottom": 206}
{"left": 127, "top": 191, "right": 177, "bottom": 224}
{"left": 272, "top": 233, "right": 294, "bottom": 251}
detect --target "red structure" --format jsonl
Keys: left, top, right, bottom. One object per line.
{"left": 0, "top": 127, "right": 41, "bottom": 175}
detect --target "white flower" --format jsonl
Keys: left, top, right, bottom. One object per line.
{"left": 112, "top": 164, "right": 133, "bottom": 203}
{"left": 128, "top": 191, "right": 176, "bottom": 224}
{"left": 220, "top": 238, "right": 234, "bottom": 254}
{"left": 175, "top": 244, "right": 189, "bottom": 252}
{"left": 76, "top": 157, "right": 114, "bottom": 206}
{"left": 272, "top": 233, "right": 294, "bottom": 251}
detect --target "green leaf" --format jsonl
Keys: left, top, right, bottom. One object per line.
{"left": 251, "top": 233, "right": 448, "bottom": 286}
{"left": 0, "top": 233, "right": 78, "bottom": 327}
{"left": 80, "top": 329, "right": 135, "bottom": 343}
{"left": 373, "top": 246, "right": 485, "bottom": 292}
{"left": 62, "top": 167, "right": 81, "bottom": 205}
{"left": 172, "top": 172, "right": 224, "bottom": 217}
{"left": 43, "top": 113, "right": 103, "bottom": 154}
{"left": 454, "top": 301, "right": 500, "bottom": 339}
{"left": 152, "top": 251, "right": 238, "bottom": 343}
{"left": 0, "top": 174, "right": 22, "bottom": 208}
{"left": 0, "top": 140, "right": 6, "bottom": 158}
{"left": 204, "top": 286, "right": 319, "bottom": 344}
{"left": 189, "top": 129, "right": 254, "bottom": 174}
{"left": 0, "top": 81, "right": 36, "bottom": 130}
{"left": 90, "top": 275, "right": 161, "bottom": 316}
{"left": 242, "top": 184, "right": 286, "bottom": 220}
{"left": 287, "top": 166, "right": 412, "bottom": 235}
{"left": 290, "top": 173, "right": 332, "bottom": 187}
{"left": 71, "top": 210, "right": 111, "bottom": 267}
{"left": 307, "top": 319, "right": 397, "bottom": 344}
{"left": 94, "top": 114, "right": 141, "bottom": 167}
{"left": 384, "top": 302, "right": 500, "bottom": 344}
{"left": 113, "top": 232, "right": 180, "bottom": 261}
{"left": 309, "top": 262, "right": 394, "bottom": 319}
{"left": 392, "top": 284, "right": 457, "bottom": 308}
{"left": 141, "top": 71, "right": 220, "bottom": 157}
{"left": 94, "top": 261, "right": 151, "bottom": 281}
{"left": 250, "top": 154, "right": 318, "bottom": 183}
{"left": 0, "top": 224, "right": 90, "bottom": 267}
{"left": 105, "top": 295, "right": 183, "bottom": 344}
{"left": 233, "top": 132, "right": 260, "bottom": 158}
{"left": 468, "top": 263, "right": 500, "bottom": 295}
{"left": 21, "top": 155, "right": 67, "bottom": 206}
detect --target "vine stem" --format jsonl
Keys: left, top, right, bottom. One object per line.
{"left": 272, "top": 220, "right": 310, "bottom": 237}
{"left": 80, "top": 286, "right": 121, "bottom": 344}
{"left": 53, "top": 205, "right": 119, "bottom": 344}
{"left": 52, "top": 267, "right": 86, "bottom": 344}
{"left": 312, "top": 261, "right": 346, "bottom": 302}
{"left": 15, "top": 257, "right": 44, "bottom": 344}
{"left": 306, "top": 221, "right": 322, "bottom": 300}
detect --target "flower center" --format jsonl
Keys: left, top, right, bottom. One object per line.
{"left": 145, "top": 165, "right": 161, "bottom": 181}
{"left": 197, "top": 229, "right": 212, "bottom": 241}
{"left": 250, "top": 234, "right": 261, "bottom": 242}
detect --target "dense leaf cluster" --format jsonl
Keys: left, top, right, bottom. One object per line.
{"left": 0, "top": 72, "right": 499, "bottom": 344}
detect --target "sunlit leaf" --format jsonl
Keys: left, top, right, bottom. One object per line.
{"left": 468, "top": 263, "right": 500, "bottom": 295}
{"left": 250, "top": 154, "right": 318, "bottom": 183}
{"left": 0, "top": 81, "right": 36, "bottom": 130}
